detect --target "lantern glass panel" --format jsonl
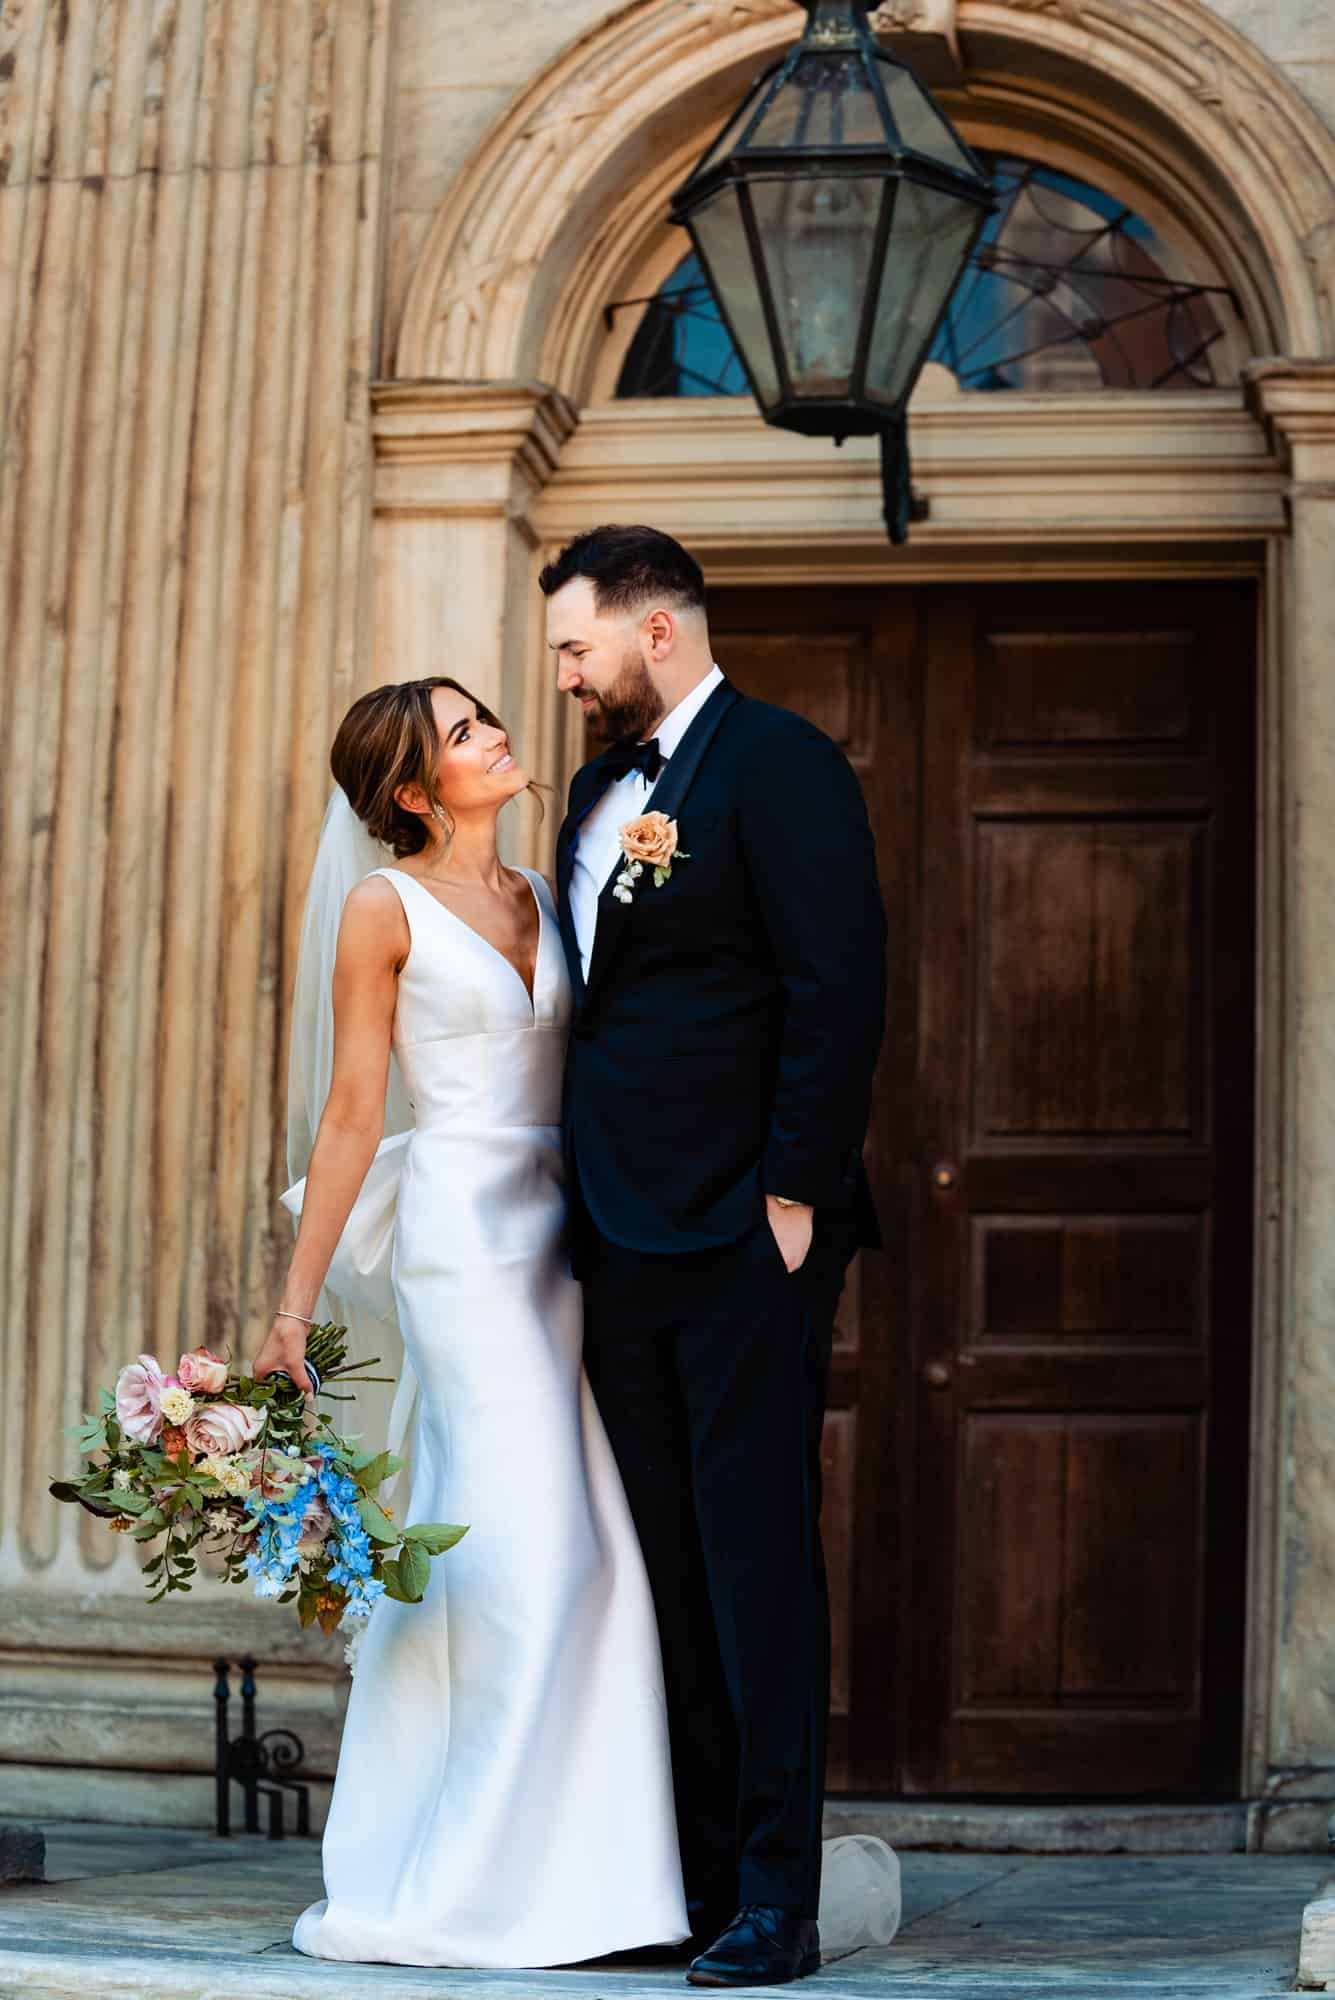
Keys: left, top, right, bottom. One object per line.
{"left": 879, "top": 66, "right": 975, "bottom": 175}
{"left": 865, "top": 179, "right": 977, "bottom": 405}
{"left": 699, "top": 90, "right": 771, "bottom": 174}
{"left": 750, "top": 174, "right": 883, "bottom": 396}
{"left": 689, "top": 185, "right": 781, "bottom": 406}
{"left": 744, "top": 53, "right": 888, "bottom": 151}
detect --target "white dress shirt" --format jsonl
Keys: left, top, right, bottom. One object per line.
{"left": 569, "top": 663, "right": 725, "bottom": 979}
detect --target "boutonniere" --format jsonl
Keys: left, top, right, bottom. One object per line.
{"left": 612, "top": 811, "right": 691, "bottom": 904}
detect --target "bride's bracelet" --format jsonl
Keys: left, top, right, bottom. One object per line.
{"left": 274, "top": 1309, "right": 318, "bottom": 1327}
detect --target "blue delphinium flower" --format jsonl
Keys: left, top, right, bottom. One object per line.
{"left": 243, "top": 1443, "right": 387, "bottom": 1620}
{"left": 243, "top": 1468, "right": 316, "bottom": 1598}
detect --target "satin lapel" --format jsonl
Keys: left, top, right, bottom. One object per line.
{"left": 554, "top": 807, "right": 586, "bottom": 1009}
{"left": 581, "top": 680, "right": 741, "bottom": 1015}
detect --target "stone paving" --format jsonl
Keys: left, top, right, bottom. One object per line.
{"left": 0, "top": 1821, "right": 1319, "bottom": 2000}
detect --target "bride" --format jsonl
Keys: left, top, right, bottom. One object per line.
{"left": 255, "top": 674, "right": 685, "bottom": 1967}
{"left": 256, "top": 674, "right": 897, "bottom": 1971}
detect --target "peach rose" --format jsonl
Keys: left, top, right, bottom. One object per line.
{"left": 114, "top": 1354, "right": 165, "bottom": 1445}
{"left": 160, "top": 1426, "right": 191, "bottom": 1459}
{"left": 619, "top": 811, "right": 679, "bottom": 869}
{"left": 177, "top": 1346, "right": 228, "bottom": 1394}
{"left": 184, "top": 1402, "right": 264, "bottom": 1458}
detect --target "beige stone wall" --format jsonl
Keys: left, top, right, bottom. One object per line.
{"left": 1206, "top": 0, "right": 1335, "bottom": 128}
{"left": 0, "top": 0, "right": 393, "bottom": 1820}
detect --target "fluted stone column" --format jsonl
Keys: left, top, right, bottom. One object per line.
{"left": 0, "top": 0, "right": 394, "bottom": 1825}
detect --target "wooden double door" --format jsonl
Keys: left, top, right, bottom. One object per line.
{"left": 711, "top": 580, "right": 1255, "bottom": 1798}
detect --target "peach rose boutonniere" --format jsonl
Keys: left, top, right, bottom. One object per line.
{"left": 614, "top": 811, "right": 691, "bottom": 904}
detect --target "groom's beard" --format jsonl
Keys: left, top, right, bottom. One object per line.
{"left": 581, "top": 646, "right": 663, "bottom": 745}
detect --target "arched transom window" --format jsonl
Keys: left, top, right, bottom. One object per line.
{"left": 611, "top": 154, "right": 1249, "bottom": 399}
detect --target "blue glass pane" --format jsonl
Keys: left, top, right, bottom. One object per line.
{"left": 616, "top": 155, "right": 1233, "bottom": 399}
{"left": 618, "top": 254, "right": 753, "bottom": 397}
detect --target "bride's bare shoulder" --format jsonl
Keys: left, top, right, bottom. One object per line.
{"left": 339, "top": 872, "right": 411, "bottom": 957}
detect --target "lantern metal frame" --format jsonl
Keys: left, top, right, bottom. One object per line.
{"left": 668, "top": 0, "right": 996, "bottom": 539}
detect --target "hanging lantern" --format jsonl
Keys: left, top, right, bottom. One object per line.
{"left": 669, "top": 0, "right": 995, "bottom": 540}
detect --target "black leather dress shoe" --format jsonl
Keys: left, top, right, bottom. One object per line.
{"left": 686, "top": 1906, "right": 821, "bottom": 1986}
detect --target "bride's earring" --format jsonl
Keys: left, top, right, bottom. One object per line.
{"left": 430, "top": 800, "right": 453, "bottom": 846}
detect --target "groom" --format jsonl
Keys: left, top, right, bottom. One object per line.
{"left": 543, "top": 527, "right": 886, "bottom": 1986}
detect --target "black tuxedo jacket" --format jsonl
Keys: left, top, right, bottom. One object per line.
{"left": 555, "top": 679, "right": 887, "bottom": 1254}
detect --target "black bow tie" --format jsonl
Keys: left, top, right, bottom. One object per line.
{"left": 602, "top": 736, "right": 666, "bottom": 786}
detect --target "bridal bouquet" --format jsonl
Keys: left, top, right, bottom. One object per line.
{"left": 50, "top": 1324, "right": 465, "bottom": 1633}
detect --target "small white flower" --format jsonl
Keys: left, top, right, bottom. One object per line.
{"left": 159, "top": 1385, "right": 195, "bottom": 1424}
{"left": 209, "top": 1455, "right": 251, "bottom": 1499}
{"left": 205, "top": 1508, "right": 234, "bottom": 1533}
{"left": 613, "top": 886, "right": 633, "bottom": 904}
{"left": 112, "top": 1468, "right": 132, "bottom": 1491}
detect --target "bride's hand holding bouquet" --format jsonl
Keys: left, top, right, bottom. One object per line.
{"left": 50, "top": 1323, "right": 465, "bottom": 1633}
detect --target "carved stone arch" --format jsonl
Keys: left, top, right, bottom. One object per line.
{"left": 396, "top": 0, "right": 1335, "bottom": 399}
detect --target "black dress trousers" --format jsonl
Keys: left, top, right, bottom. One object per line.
{"left": 580, "top": 1210, "right": 857, "bottom": 1923}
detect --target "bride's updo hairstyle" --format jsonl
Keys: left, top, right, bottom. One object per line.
{"left": 331, "top": 675, "right": 538, "bottom": 858}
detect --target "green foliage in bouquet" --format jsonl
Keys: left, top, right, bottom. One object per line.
{"left": 50, "top": 1323, "right": 466, "bottom": 1633}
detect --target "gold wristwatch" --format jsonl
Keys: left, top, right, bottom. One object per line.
{"left": 772, "top": 1195, "right": 803, "bottom": 1209}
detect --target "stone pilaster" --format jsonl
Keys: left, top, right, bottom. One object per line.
{"left": 1243, "top": 359, "right": 1335, "bottom": 1821}
{"left": 371, "top": 381, "right": 580, "bottom": 863}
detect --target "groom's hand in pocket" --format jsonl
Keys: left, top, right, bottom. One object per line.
{"left": 766, "top": 1194, "right": 814, "bottom": 1274}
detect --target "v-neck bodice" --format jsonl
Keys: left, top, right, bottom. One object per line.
{"left": 372, "top": 867, "right": 570, "bottom": 1135}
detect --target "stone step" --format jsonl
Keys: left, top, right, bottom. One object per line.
{"left": 825, "top": 1799, "right": 1254, "bottom": 1853}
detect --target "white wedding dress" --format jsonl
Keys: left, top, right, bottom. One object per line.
{"left": 291, "top": 866, "right": 689, "bottom": 1967}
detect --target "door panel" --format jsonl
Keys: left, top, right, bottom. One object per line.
{"left": 710, "top": 589, "right": 920, "bottom": 1791}
{"left": 709, "top": 578, "right": 1254, "bottom": 1798}
{"left": 912, "top": 579, "right": 1253, "bottom": 1796}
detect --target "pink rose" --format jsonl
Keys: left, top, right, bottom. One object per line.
{"left": 115, "top": 1355, "right": 165, "bottom": 1444}
{"left": 177, "top": 1346, "right": 228, "bottom": 1395}
{"left": 184, "top": 1402, "right": 264, "bottom": 1457}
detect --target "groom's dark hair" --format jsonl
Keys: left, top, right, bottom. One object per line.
{"left": 538, "top": 525, "right": 706, "bottom": 618}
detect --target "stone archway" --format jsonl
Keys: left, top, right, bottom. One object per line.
{"left": 396, "top": 0, "right": 1335, "bottom": 402}
{"left": 376, "top": 0, "right": 1335, "bottom": 1816}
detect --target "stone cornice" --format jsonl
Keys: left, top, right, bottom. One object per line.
{"left": 371, "top": 380, "right": 579, "bottom": 482}
{"left": 1243, "top": 360, "right": 1335, "bottom": 485}
{"left": 1244, "top": 360, "right": 1335, "bottom": 441}
{"left": 534, "top": 393, "right": 1283, "bottom": 550}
